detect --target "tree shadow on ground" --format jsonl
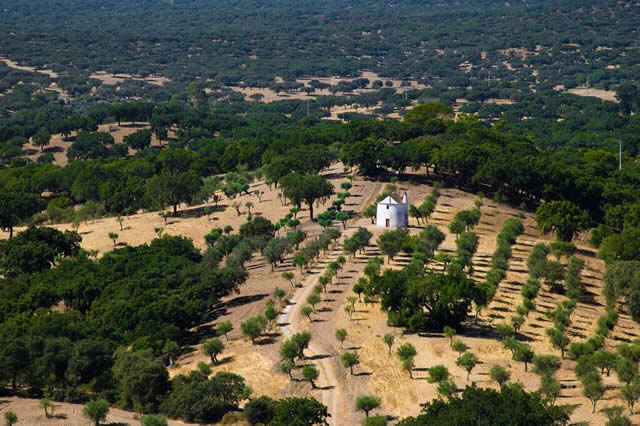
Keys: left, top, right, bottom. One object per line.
{"left": 308, "top": 353, "right": 332, "bottom": 361}
{"left": 317, "top": 385, "right": 335, "bottom": 390}
{"left": 217, "top": 355, "right": 235, "bottom": 365}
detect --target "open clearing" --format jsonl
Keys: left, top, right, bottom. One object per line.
{"left": 0, "top": 57, "right": 59, "bottom": 78}
{"left": 89, "top": 71, "right": 171, "bottom": 86}
{"left": 567, "top": 87, "right": 619, "bottom": 103}
{"left": 227, "top": 72, "right": 425, "bottom": 104}
{"left": 3, "top": 164, "right": 638, "bottom": 424}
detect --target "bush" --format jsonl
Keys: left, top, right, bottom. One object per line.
{"left": 400, "top": 384, "right": 568, "bottom": 425}
{"left": 83, "top": 399, "right": 110, "bottom": 426}
{"left": 363, "top": 415, "right": 388, "bottom": 426}
{"left": 244, "top": 395, "right": 276, "bottom": 424}
{"left": 271, "top": 397, "right": 329, "bottom": 425}
{"left": 521, "top": 278, "right": 541, "bottom": 300}
{"left": 160, "top": 371, "right": 248, "bottom": 423}
{"left": 140, "top": 415, "right": 168, "bottom": 426}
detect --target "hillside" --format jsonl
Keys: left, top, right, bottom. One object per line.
{"left": 3, "top": 165, "right": 635, "bottom": 424}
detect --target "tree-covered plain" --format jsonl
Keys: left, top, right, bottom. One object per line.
{"left": 1, "top": 0, "right": 639, "bottom": 95}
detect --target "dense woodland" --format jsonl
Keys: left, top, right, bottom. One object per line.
{"left": 1, "top": 0, "right": 639, "bottom": 91}
{"left": 2, "top": 0, "right": 640, "bottom": 424}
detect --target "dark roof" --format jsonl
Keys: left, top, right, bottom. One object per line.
{"left": 389, "top": 193, "right": 404, "bottom": 203}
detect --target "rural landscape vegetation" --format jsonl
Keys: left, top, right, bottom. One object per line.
{"left": 1, "top": 0, "right": 640, "bottom": 425}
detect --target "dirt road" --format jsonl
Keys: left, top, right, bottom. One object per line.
{"left": 279, "top": 260, "right": 345, "bottom": 425}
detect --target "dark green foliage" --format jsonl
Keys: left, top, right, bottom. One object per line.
{"left": 475, "top": 219, "right": 523, "bottom": 311}
{"left": 160, "top": 369, "right": 248, "bottom": 423}
{"left": 355, "top": 395, "right": 381, "bottom": 418}
{"left": 113, "top": 349, "right": 170, "bottom": 413}
{"left": 270, "top": 397, "right": 329, "bottom": 426}
{"left": 599, "top": 229, "right": 640, "bottom": 263}
{"left": 240, "top": 316, "right": 267, "bottom": 344}
{"left": 615, "top": 357, "right": 638, "bottom": 385}
{"left": 546, "top": 328, "right": 569, "bottom": 359}
{"left": 550, "top": 241, "right": 576, "bottom": 260}
{"left": 492, "top": 218, "right": 523, "bottom": 270}
{"left": 280, "top": 173, "right": 334, "bottom": 220}
{"left": 565, "top": 256, "right": 585, "bottom": 300}
{"left": 489, "top": 365, "right": 510, "bottom": 387}
{"left": 377, "top": 228, "right": 409, "bottom": 262}
{"left": 243, "top": 395, "right": 276, "bottom": 425}
{"left": 343, "top": 227, "right": 371, "bottom": 258}
{"left": 533, "top": 355, "right": 561, "bottom": 378}
{"left": 453, "top": 209, "right": 481, "bottom": 232}
{"left": 341, "top": 352, "right": 360, "bottom": 375}
{"left": 590, "top": 224, "right": 614, "bottom": 249}
{"left": 0, "top": 233, "right": 247, "bottom": 406}
{"left": 124, "top": 129, "right": 152, "bottom": 150}
{"left": 362, "top": 415, "right": 388, "bottom": 426}
{"left": 398, "top": 384, "right": 569, "bottom": 425}
{"left": 67, "top": 132, "right": 114, "bottom": 161}
{"left": 140, "top": 415, "right": 168, "bottom": 426}
{"left": 455, "top": 232, "right": 478, "bottom": 271}
{"left": 0, "top": 226, "right": 80, "bottom": 275}
{"left": 528, "top": 243, "right": 551, "bottom": 279}
{"left": 0, "top": 190, "right": 43, "bottom": 238}
{"left": 535, "top": 201, "right": 591, "bottom": 242}
{"left": 145, "top": 170, "right": 201, "bottom": 215}
{"left": 239, "top": 216, "right": 275, "bottom": 239}
{"left": 83, "top": 399, "right": 110, "bottom": 426}
{"left": 604, "top": 261, "right": 640, "bottom": 321}
{"left": 372, "top": 267, "right": 476, "bottom": 331}
{"left": 427, "top": 365, "right": 449, "bottom": 384}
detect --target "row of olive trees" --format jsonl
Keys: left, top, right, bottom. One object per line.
{"left": 408, "top": 183, "right": 442, "bottom": 225}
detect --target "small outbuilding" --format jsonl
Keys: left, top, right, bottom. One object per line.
{"left": 376, "top": 192, "right": 409, "bottom": 228}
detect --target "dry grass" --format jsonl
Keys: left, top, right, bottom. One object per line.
{"left": 0, "top": 57, "right": 59, "bottom": 78}
{"left": 567, "top": 87, "right": 619, "bottom": 103}
{"left": 0, "top": 397, "right": 188, "bottom": 425}
{"left": 89, "top": 71, "right": 171, "bottom": 86}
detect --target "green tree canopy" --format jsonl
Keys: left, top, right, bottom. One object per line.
{"left": 83, "top": 399, "right": 110, "bottom": 426}
{"left": 397, "top": 384, "right": 569, "bottom": 425}
{"left": 535, "top": 201, "right": 591, "bottom": 242}
{"left": 280, "top": 173, "right": 334, "bottom": 219}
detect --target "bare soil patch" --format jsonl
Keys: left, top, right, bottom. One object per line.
{"left": 0, "top": 57, "right": 59, "bottom": 78}
{"left": 567, "top": 87, "right": 619, "bottom": 103}
{"left": 0, "top": 397, "right": 189, "bottom": 425}
{"left": 90, "top": 71, "right": 171, "bottom": 86}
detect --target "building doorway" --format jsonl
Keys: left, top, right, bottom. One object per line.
{"left": 385, "top": 218, "right": 390, "bottom": 227}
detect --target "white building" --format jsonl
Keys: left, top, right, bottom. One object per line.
{"left": 376, "top": 192, "right": 409, "bottom": 228}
